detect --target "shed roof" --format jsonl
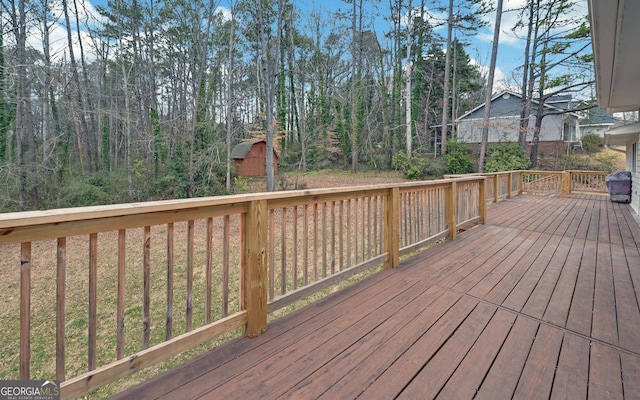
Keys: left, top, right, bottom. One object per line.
{"left": 231, "top": 140, "right": 279, "bottom": 160}
{"left": 230, "top": 141, "right": 256, "bottom": 159}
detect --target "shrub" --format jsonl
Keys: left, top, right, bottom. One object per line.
{"left": 484, "top": 142, "right": 530, "bottom": 172}
{"left": 392, "top": 152, "right": 448, "bottom": 180}
{"left": 581, "top": 133, "right": 604, "bottom": 153}
{"left": 444, "top": 140, "right": 475, "bottom": 174}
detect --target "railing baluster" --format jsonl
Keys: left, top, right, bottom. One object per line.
{"left": 57, "top": 237, "right": 66, "bottom": 380}
{"left": 346, "top": 199, "right": 352, "bottom": 268}
{"left": 293, "top": 206, "right": 298, "bottom": 289}
{"left": 269, "top": 209, "right": 275, "bottom": 300}
{"left": 89, "top": 233, "right": 98, "bottom": 369}
{"left": 338, "top": 201, "right": 344, "bottom": 271}
{"left": 331, "top": 201, "right": 336, "bottom": 275}
{"left": 186, "top": 221, "right": 194, "bottom": 332}
{"left": 313, "top": 203, "right": 318, "bottom": 281}
{"left": 356, "top": 197, "right": 366, "bottom": 264}
{"left": 206, "top": 217, "right": 213, "bottom": 324}
{"left": 20, "top": 242, "right": 31, "bottom": 380}
{"left": 322, "top": 202, "right": 327, "bottom": 278}
{"left": 280, "top": 208, "right": 286, "bottom": 295}
{"left": 143, "top": 227, "right": 151, "bottom": 348}
{"left": 222, "top": 216, "right": 230, "bottom": 317}
{"left": 166, "top": 223, "right": 174, "bottom": 339}
{"left": 117, "top": 230, "right": 126, "bottom": 358}
{"left": 303, "top": 204, "right": 308, "bottom": 285}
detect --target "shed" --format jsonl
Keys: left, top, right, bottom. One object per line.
{"left": 231, "top": 140, "right": 278, "bottom": 177}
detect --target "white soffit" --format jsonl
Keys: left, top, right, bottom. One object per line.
{"left": 604, "top": 122, "right": 640, "bottom": 145}
{"left": 589, "top": 0, "right": 640, "bottom": 112}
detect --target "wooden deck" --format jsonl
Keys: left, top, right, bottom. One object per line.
{"left": 113, "top": 194, "right": 640, "bottom": 400}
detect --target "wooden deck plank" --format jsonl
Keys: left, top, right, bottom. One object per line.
{"left": 566, "top": 239, "right": 597, "bottom": 337}
{"left": 199, "top": 278, "right": 443, "bottom": 399}
{"left": 552, "top": 196, "right": 585, "bottom": 237}
{"left": 495, "top": 233, "right": 564, "bottom": 311}
{"left": 562, "top": 197, "right": 588, "bottom": 238}
{"left": 625, "top": 245, "right": 640, "bottom": 314}
{"left": 611, "top": 244, "right": 640, "bottom": 354}
{"left": 621, "top": 353, "right": 640, "bottom": 399}
{"left": 591, "top": 241, "right": 619, "bottom": 346}
{"left": 399, "top": 225, "right": 514, "bottom": 285}
{"left": 469, "top": 232, "right": 542, "bottom": 298}
{"left": 112, "top": 194, "right": 640, "bottom": 400}
{"left": 311, "top": 290, "right": 464, "bottom": 400}
{"left": 543, "top": 238, "right": 586, "bottom": 327}
{"left": 393, "top": 303, "right": 497, "bottom": 399}
{"left": 574, "top": 197, "right": 596, "bottom": 239}
{"left": 278, "top": 285, "right": 452, "bottom": 399}
{"left": 474, "top": 316, "right": 539, "bottom": 400}
{"left": 589, "top": 342, "right": 624, "bottom": 400}
{"left": 537, "top": 197, "right": 576, "bottom": 235}
{"left": 436, "top": 309, "right": 517, "bottom": 399}
{"left": 512, "top": 323, "right": 564, "bottom": 400}
{"left": 550, "top": 333, "right": 590, "bottom": 400}
{"left": 520, "top": 236, "right": 573, "bottom": 319}
{"left": 607, "top": 202, "right": 624, "bottom": 246}
{"left": 355, "top": 297, "right": 479, "bottom": 400}
{"left": 586, "top": 201, "right": 601, "bottom": 242}
{"left": 435, "top": 228, "right": 534, "bottom": 290}
{"left": 119, "top": 269, "right": 417, "bottom": 400}
{"left": 468, "top": 232, "right": 553, "bottom": 301}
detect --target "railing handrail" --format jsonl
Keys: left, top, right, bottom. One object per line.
{"left": 0, "top": 177, "right": 484, "bottom": 234}
{"left": 1, "top": 175, "right": 490, "bottom": 399}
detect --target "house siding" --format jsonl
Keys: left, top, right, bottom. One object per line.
{"left": 457, "top": 114, "right": 564, "bottom": 143}
{"left": 628, "top": 137, "right": 640, "bottom": 213}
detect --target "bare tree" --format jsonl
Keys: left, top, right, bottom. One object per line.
{"left": 478, "top": 0, "right": 503, "bottom": 172}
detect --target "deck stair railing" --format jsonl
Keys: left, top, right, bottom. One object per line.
{"left": 0, "top": 176, "right": 488, "bottom": 399}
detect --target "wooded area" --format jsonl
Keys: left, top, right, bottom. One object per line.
{"left": 0, "top": 0, "right": 593, "bottom": 212}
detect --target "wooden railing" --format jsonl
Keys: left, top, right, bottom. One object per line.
{"left": 0, "top": 176, "right": 486, "bottom": 399}
{"left": 446, "top": 170, "right": 609, "bottom": 200}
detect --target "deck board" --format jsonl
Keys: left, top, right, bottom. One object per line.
{"left": 112, "top": 194, "right": 640, "bottom": 400}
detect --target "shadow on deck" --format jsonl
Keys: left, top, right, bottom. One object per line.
{"left": 113, "top": 194, "right": 640, "bottom": 399}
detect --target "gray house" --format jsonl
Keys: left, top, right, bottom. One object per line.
{"left": 456, "top": 89, "right": 613, "bottom": 155}
{"left": 590, "top": 0, "right": 640, "bottom": 216}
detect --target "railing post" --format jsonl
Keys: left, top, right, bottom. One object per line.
{"left": 479, "top": 178, "right": 487, "bottom": 225}
{"left": 446, "top": 181, "right": 458, "bottom": 240}
{"left": 562, "top": 172, "right": 571, "bottom": 198}
{"left": 493, "top": 174, "right": 499, "bottom": 204}
{"left": 244, "top": 200, "right": 268, "bottom": 337}
{"left": 384, "top": 187, "right": 400, "bottom": 269}
{"left": 507, "top": 173, "right": 513, "bottom": 199}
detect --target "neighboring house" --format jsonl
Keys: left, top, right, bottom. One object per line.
{"left": 231, "top": 140, "right": 279, "bottom": 177}
{"left": 590, "top": 0, "right": 640, "bottom": 215}
{"left": 455, "top": 89, "right": 613, "bottom": 155}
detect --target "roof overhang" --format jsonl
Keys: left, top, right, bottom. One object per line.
{"left": 588, "top": 0, "right": 640, "bottom": 112}
{"left": 604, "top": 122, "right": 640, "bottom": 145}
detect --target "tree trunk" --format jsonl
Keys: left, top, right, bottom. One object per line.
{"left": 478, "top": 0, "right": 503, "bottom": 173}
{"left": 405, "top": 0, "right": 413, "bottom": 157}
{"left": 440, "top": 0, "right": 454, "bottom": 155}
{"left": 226, "top": 5, "right": 236, "bottom": 192}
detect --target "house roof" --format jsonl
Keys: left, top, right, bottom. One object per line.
{"left": 580, "top": 105, "right": 615, "bottom": 126}
{"left": 457, "top": 90, "right": 612, "bottom": 127}
{"left": 588, "top": 0, "right": 640, "bottom": 112}
{"left": 456, "top": 89, "right": 582, "bottom": 121}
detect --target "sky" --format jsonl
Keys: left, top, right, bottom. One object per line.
{"left": 29, "top": 0, "right": 590, "bottom": 94}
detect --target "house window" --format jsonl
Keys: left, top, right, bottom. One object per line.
{"left": 633, "top": 142, "right": 637, "bottom": 173}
